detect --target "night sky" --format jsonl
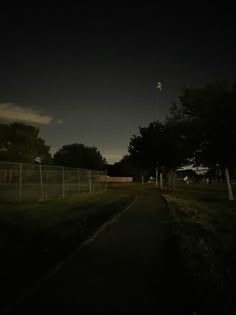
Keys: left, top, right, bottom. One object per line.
{"left": 0, "top": 4, "right": 235, "bottom": 164}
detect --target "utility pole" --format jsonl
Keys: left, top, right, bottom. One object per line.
{"left": 155, "top": 81, "right": 162, "bottom": 121}
{"left": 154, "top": 82, "right": 162, "bottom": 186}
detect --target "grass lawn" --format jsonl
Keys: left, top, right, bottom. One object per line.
{"left": 162, "top": 183, "right": 236, "bottom": 314}
{"left": 0, "top": 189, "right": 134, "bottom": 310}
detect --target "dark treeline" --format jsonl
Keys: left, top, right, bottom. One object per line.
{"left": 110, "top": 80, "right": 236, "bottom": 200}
{"left": 1, "top": 80, "right": 236, "bottom": 199}
{"left": 0, "top": 123, "right": 107, "bottom": 170}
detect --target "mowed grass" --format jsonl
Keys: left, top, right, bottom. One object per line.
{"left": 162, "top": 182, "right": 236, "bottom": 314}
{"left": 0, "top": 188, "right": 134, "bottom": 309}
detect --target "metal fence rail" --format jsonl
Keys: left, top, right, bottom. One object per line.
{"left": 0, "top": 162, "right": 107, "bottom": 202}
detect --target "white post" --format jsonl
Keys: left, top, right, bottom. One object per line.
{"left": 39, "top": 164, "right": 44, "bottom": 200}
{"left": 67, "top": 171, "right": 70, "bottom": 192}
{"left": 160, "top": 172, "right": 163, "bottom": 190}
{"left": 155, "top": 167, "right": 158, "bottom": 187}
{"left": 142, "top": 176, "right": 144, "bottom": 184}
{"left": 78, "top": 168, "right": 80, "bottom": 193}
{"left": 225, "top": 167, "right": 234, "bottom": 200}
{"left": 62, "top": 167, "right": 65, "bottom": 197}
{"left": 19, "top": 163, "right": 22, "bottom": 202}
{"left": 10, "top": 169, "right": 12, "bottom": 183}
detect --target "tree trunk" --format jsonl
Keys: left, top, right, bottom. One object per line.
{"left": 225, "top": 167, "right": 234, "bottom": 201}
{"left": 155, "top": 167, "right": 158, "bottom": 187}
{"left": 160, "top": 173, "right": 163, "bottom": 190}
{"left": 167, "top": 172, "right": 171, "bottom": 187}
{"left": 170, "top": 169, "right": 176, "bottom": 191}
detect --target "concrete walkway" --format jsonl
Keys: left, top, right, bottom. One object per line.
{"left": 9, "top": 185, "right": 189, "bottom": 314}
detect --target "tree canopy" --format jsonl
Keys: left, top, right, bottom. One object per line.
{"left": 128, "top": 120, "right": 191, "bottom": 175}
{"left": 107, "top": 155, "right": 139, "bottom": 178}
{"left": 124, "top": 80, "right": 236, "bottom": 197}
{"left": 0, "top": 122, "right": 52, "bottom": 163}
{"left": 127, "top": 80, "right": 236, "bottom": 174}
{"left": 53, "top": 143, "right": 107, "bottom": 170}
{"left": 170, "top": 80, "right": 236, "bottom": 168}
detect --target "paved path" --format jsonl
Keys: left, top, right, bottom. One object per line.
{"left": 9, "top": 185, "right": 190, "bottom": 314}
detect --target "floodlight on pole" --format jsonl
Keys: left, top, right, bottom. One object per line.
{"left": 156, "top": 81, "right": 162, "bottom": 91}
{"left": 154, "top": 82, "right": 162, "bottom": 187}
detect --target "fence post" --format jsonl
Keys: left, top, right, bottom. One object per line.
{"left": 89, "top": 170, "right": 92, "bottom": 192}
{"left": 19, "top": 163, "right": 22, "bottom": 202}
{"left": 78, "top": 168, "right": 80, "bottom": 193}
{"left": 10, "top": 169, "right": 12, "bottom": 183}
{"left": 68, "top": 171, "right": 70, "bottom": 192}
{"left": 39, "top": 164, "right": 44, "bottom": 200}
{"left": 105, "top": 169, "right": 108, "bottom": 192}
{"left": 62, "top": 167, "right": 65, "bottom": 197}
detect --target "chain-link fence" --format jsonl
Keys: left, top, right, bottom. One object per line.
{"left": 0, "top": 162, "right": 107, "bottom": 202}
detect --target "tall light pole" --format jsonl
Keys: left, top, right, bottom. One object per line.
{"left": 155, "top": 82, "right": 162, "bottom": 187}
{"left": 155, "top": 81, "right": 162, "bottom": 121}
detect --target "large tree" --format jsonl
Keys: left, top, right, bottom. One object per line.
{"left": 53, "top": 143, "right": 107, "bottom": 170}
{"left": 171, "top": 81, "right": 236, "bottom": 200}
{"left": 128, "top": 120, "right": 191, "bottom": 187}
{"left": 108, "top": 155, "right": 139, "bottom": 179}
{"left": 0, "top": 122, "right": 52, "bottom": 163}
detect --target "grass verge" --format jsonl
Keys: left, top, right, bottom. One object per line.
{"left": 162, "top": 188, "right": 236, "bottom": 315}
{"left": 0, "top": 189, "right": 134, "bottom": 309}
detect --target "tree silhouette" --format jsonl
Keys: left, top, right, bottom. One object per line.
{"left": 53, "top": 143, "right": 107, "bottom": 170}
{"left": 171, "top": 81, "right": 236, "bottom": 199}
{"left": 0, "top": 122, "right": 52, "bottom": 164}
